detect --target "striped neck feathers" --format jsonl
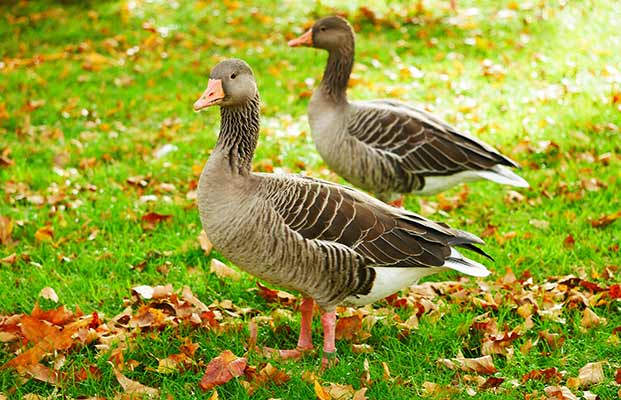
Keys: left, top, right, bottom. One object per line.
{"left": 320, "top": 42, "right": 354, "bottom": 104}
{"left": 215, "top": 94, "right": 261, "bottom": 175}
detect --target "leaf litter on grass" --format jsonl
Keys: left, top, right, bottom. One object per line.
{"left": 1, "top": 266, "right": 620, "bottom": 398}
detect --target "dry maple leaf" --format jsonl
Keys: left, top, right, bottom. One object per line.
{"left": 256, "top": 282, "right": 297, "bottom": 306}
{"left": 522, "top": 367, "right": 563, "bottom": 383}
{"left": 199, "top": 350, "right": 247, "bottom": 391}
{"left": 141, "top": 212, "right": 172, "bottom": 230}
{"left": 210, "top": 259, "right": 241, "bottom": 281}
{"left": 198, "top": 230, "right": 213, "bottom": 255}
{"left": 590, "top": 211, "right": 621, "bottom": 228}
{"left": 543, "top": 385, "right": 578, "bottom": 400}
{"left": 39, "top": 287, "right": 58, "bottom": 303}
{"left": 580, "top": 308, "right": 607, "bottom": 331}
{"left": 577, "top": 361, "right": 606, "bottom": 386}
{"left": 34, "top": 226, "right": 54, "bottom": 242}
{"left": 438, "top": 353, "right": 498, "bottom": 375}
{"left": 335, "top": 315, "right": 363, "bottom": 341}
{"left": 113, "top": 365, "right": 160, "bottom": 398}
{"left": 314, "top": 380, "right": 331, "bottom": 400}
{"left": 242, "top": 363, "right": 290, "bottom": 395}
{"left": 0, "top": 216, "right": 14, "bottom": 245}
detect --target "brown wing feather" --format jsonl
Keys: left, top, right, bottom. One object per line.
{"left": 348, "top": 101, "right": 520, "bottom": 176}
{"left": 266, "top": 174, "right": 486, "bottom": 268}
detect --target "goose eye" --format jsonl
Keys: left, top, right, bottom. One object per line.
{"left": 320, "top": 27, "right": 326, "bottom": 32}
{"left": 230, "top": 73, "right": 237, "bottom": 79}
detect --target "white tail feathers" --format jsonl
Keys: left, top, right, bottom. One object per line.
{"left": 444, "top": 248, "right": 491, "bottom": 277}
{"left": 476, "top": 165, "right": 529, "bottom": 188}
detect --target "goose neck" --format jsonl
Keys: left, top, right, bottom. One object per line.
{"left": 214, "top": 94, "right": 260, "bottom": 176}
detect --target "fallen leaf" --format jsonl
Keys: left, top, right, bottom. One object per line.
{"left": 198, "top": 230, "right": 213, "bottom": 255}
{"left": 581, "top": 308, "right": 607, "bottom": 331}
{"left": 314, "top": 380, "right": 330, "bottom": 400}
{"left": 0, "top": 216, "right": 14, "bottom": 245}
{"left": 199, "top": 350, "right": 247, "bottom": 391}
{"left": 543, "top": 385, "right": 578, "bottom": 400}
{"left": 113, "top": 365, "right": 160, "bottom": 398}
{"left": 141, "top": 212, "right": 172, "bottom": 230}
{"left": 256, "top": 282, "right": 297, "bottom": 306}
{"left": 522, "top": 367, "right": 563, "bottom": 383}
{"left": 578, "top": 361, "right": 605, "bottom": 386}
{"left": 39, "top": 287, "right": 59, "bottom": 303}
{"left": 615, "top": 368, "right": 621, "bottom": 384}
{"left": 438, "top": 353, "right": 497, "bottom": 374}
{"left": 335, "top": 315, "right": 363, "bottom": 341}
{"left": 590, "top": 211, "right": 621, "bottom": 228}
{"left": 210, "top": 259, "right": 241, "bottom": 281}
{"left": 34, "top": 226, "right": 54, "bottom": 242}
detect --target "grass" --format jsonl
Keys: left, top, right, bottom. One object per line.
{"left": 1, "top": 0, "right": 620, "bottom": 398}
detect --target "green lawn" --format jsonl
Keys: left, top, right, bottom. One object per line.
{"left": 1, "top": 0, "right": 620, "bottom": 398}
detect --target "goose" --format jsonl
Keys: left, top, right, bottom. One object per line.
{"left": 288, "top": 16, "right": 528, "bottom": 207}
{"left": 193, "top": 58, "right": 491, "bottom": 368}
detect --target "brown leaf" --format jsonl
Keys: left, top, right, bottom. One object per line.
{"left": 590, "top": 211, "right": 621, "bottom": 228}
{"left": 335, "top": 315, "right": 362, "bottom": 341}
{"left": 581, "top": 308, "right": 607, "bottom": 331}
{"left": 243, "top": 363, "right": 290, "bottom": 395}
{"left": 578, "top": 361, "right": 606, "bottom": 386}
{"left": 543, "top": 385, "right": 578, "bottom": 400}
{"left": 539, "top": 330, "right": 565, "bottom": 350}
{"left": 563, "top": 234, "right": 575, "bottom": 248}
{"left": 256, "top": 282, "right": 297, "bottom": 306}
{"left": 113, "top": 365, "right": 160, "bottom": 398}
{"left": 39, "top": 287, "right": 59, "bottom": 303}
{"left": 0, "top": 216, "right": 14, "bottom": 245}
{"left": 199, "top": 350, "right": 247, "bottom": 391}
{"left": 24, "top": 363, "right": 60, "bottom": 385}
{"left": 141, "top": 212, "right": 172, "bottom": 230}
{"left": 522, "top": 367, "right": 563, "bottom": 383}
{"left": 131, "top": 284, "right": 173, "bottom": 300}
{"left": 210, "top": 259, "right": 241, "bottom": 281}
{"left": 34, "top": 226, "right": 54, "bottom": 242}
{"left": 198, "top": 230, "right": 213, "bottom": 255}
{"left": 614, "top": 368, "right": 621, "bottom": 384}
{"left": 438, "top": 354, "right": 497, "bottom": 375}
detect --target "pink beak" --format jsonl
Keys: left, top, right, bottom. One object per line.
{"left": 194, "top": 79, "right": 225, "bottom": 111}
{"left": 288, "top": 28, "right": 313, "bottom": 47}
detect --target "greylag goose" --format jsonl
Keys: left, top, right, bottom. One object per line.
{"left": 288, "top": 16, "right": 528, "bottom": 206}
{"left": 193, "top": 58, "right": 491, "bottom": 368}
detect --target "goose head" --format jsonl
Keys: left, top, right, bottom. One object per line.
{"left": 288, "top": 16, "right": 354, "bottom": 52}
{"left": 194, "top": 58, "right": 257, "bottom": 111}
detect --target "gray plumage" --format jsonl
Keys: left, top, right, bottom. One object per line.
{"left": 196, "top": 59, "right": 490, "bottom": 312}
{"left": 292, "top": 16, "right": 529, "bottom": 201}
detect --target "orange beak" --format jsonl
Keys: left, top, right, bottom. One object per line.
{"left": 193, "top": 79, "right": 225, "bottom": 111}
{"left": 288, "top": 28, "right": 313, "bottom": 47}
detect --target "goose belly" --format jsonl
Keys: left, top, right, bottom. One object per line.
{"left": 343, "top": 266, "right": 446, "bottom": 306}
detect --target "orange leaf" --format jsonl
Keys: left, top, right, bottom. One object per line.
{"left": 335, "top": 315, "right": 363, "bottom": 341}
{"left": 313, "top": 380, "right": 330, "bottom": 400}
{"left": 256, "top": 282, "right": 297, "bottom": 306}
{"left": 34, "top": 226, "right": 54, "bottom": 242}
{"left": 0, "top": 215, "right": 14, "bottom": 245}
{"left": 199, "top": 350, "right": 247, "bottom": 391}
{"left": 590, "top": 211, "right": 621, "bottom": 228}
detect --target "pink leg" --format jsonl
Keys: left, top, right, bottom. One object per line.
{"left": 262, "top": 297, "right": 314, "bottom": 360}
{"left": 388, "top": 196, "right": 404, "bottom": 208}
{"left": 297, "top": 297, "right": 314, "bottom": 351}
{"left": 321, "top": 311, "right": 338, "bottom": 369}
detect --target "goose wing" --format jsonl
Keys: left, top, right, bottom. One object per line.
{"left": 260, "top": 174, "right": 488, "bottom": 268}
{"left": 347, "top": 100, "right": 519, "bottom": 176}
